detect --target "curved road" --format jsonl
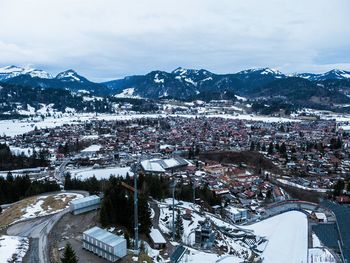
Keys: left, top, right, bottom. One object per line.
{"left": 6, "top": 190, "right": 88, "bottom": 263}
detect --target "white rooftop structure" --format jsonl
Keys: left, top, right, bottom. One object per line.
{"left": 82, "top": 226, "right": 127, "bottom": 261}
{"left": 81, "top": 144, "right": 102, "bottom": 153}
{"left": 141, "top": 157, "right": 190, "bottom": 173}
{"left": 150, "top": 228, "right": 166, "bottom": 244}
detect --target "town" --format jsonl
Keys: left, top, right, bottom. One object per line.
{"left": 1, "top": 109, "right": 350, "bottom": 263}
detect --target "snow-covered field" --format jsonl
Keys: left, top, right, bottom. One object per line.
{"left": 0, "top": 113, "right": 163, "bottom": 137}
{"left": 69, "top": 166, "right": 133, "bottom": 180}
{"left": 0, "top": 235, "right": 29, "bottom": 263}
{"left": 245, "top": 211, "right": 308, "bottom": 263}
{"left": 0, "top": 112, "right": 302, "bottom": 138}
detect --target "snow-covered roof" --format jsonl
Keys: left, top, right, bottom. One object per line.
{"left": 81, "top": 144, "right": 102, "bottom": 153}
{"left": 140, "top": 157, "right": 190, "bottom": 173}
{"left": 225, "top": 205, "right": 247, "bottom": 214}
{"left": 149, "top": 228, "right": 166, "bottom": 244}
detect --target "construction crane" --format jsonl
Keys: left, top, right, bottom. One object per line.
{"left": 121, "top": 163, "right": 142, "bottom": 255}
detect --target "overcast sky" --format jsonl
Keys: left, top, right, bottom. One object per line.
{"left": 0, "top": 0, "right": 349, "bottom": 81}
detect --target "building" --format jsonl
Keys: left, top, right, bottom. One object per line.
{"left": 195, "top": 219, "right": 215, "bottom": 249}
{"left": 82, "top": 226, "right": 127, "bottom": 262}
{"left": 80, "top": 144, "right": 102, "bottom": 157}
{"left": 149, "top": 228, "right": 166, "bottom": 249}
{"left": 140, "top": 157, "right": 190, "bottom": 174}
{"left": 70, "top": 195, "right": 100, "bottom": 215}
{"left": 224, "top": 205, "right": 248, "bottom": 223}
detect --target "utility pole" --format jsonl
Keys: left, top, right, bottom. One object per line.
{"left": 171, "top": 179, "right": 177, "bottom": 241}
{"left": 192, "top": 181, "right": 196, "bottom": 204}
{"left": 133, "top": 165, "right": 139, "bottom": 254}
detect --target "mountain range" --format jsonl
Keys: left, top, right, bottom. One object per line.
{"left": 1, "top": 65, "right": 350, "bottom": 107}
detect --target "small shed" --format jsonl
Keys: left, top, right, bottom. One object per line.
{"left": 149, "top": 228, "right": 166, "bottom": 249}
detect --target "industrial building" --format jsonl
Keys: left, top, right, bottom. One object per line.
{"left": 140, "top": 157, "right": 191, "bottom": 174}
{"left": 82, "top": 226, "right": 127, "bottom": 262}
{"left": 70, "top": 195, "right": 100, "bottom": 215}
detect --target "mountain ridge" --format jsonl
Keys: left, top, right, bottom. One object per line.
{"left": 1, "top": 65, "right": 350, "bottom": 104}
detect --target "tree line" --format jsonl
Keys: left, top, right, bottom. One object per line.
{"left": 0, "top": 173, "right": 60, "bottom": 205}
{"left": 0, "top": 144, "right": 49, "bottom": 171}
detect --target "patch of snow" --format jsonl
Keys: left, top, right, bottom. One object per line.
{"left": 154, "top": 73, "right": 165, "bottom": 84}
{"left": 234, "top": 95, "right": 247, "bottom": 101}
{"left": 0, "top": 235, "right": 29, "bottom": 262}
{"left": 184, "top": 77, "right": 197, "bottom": 86}
{"left": 308, "top": 248, "right": 336, "bottom": 263}
{"left": 115, "top": 88, "right": 141, "bottom": 99}
{"left": 20, "top": 193, "right": 83, "bottom": 220}
{"left": 201, "top": 77, "right": 213, "bottom": 82}
{"left": 312, "top": 233, "right": 322, "bottom": 247}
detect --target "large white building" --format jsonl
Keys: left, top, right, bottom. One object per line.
{"left": 141, "top": 157, "right": 190, "bottom": 174}
{"left": 82, "top": 226, "right": 127, "bottom": 262}
{"left": 224, "top": 205, "right": 248, "bottom": 223}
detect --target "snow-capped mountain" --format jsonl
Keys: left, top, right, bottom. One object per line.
{"left": 56, "top": 69, "right": 85, "bottom": 82}
{"left": 0, "top": 65, "right": 53, "bottom": 81}
{"left": 237, "top": 68, "right": 285, "bottom": 78}
{"left": 295, "top": 69, "right": 350, "bottom": 81}
{"left": 1, "top": 64, "right": 350, "bottom": 102}
{"left": 0, "top": 65, "right": 111, "bottom": 95}
{"left": 106, "top": 67, "right": 289, "bottom": 100}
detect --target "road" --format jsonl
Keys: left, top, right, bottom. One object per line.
{"left": 7, "top": 209, "right": 69, "bottom": 263}
{"left": 6, "top": 190, "right": 88, "bottom": 263}
{"left": 149, "top": 200, "right": 175, "bottom": 253}
{"left": 54, "top": 159, "right": 70, "bottom": 184}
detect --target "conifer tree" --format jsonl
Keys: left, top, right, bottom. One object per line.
{"left": 175, "top": 209, "right": 184, "bottom": 242}
{"left": 61, "top": 243, "right": 78, "bottom": 263}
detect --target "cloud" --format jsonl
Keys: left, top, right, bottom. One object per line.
{"left": 0, "top": 0, "right": 349, "bottom": 81}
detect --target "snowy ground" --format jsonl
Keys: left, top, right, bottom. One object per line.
{"left": 277, "top": 178, "right": 329, "bottom": 193}
{"left": 69, "top": 166, "right": 133, "bottom": 180}
{"left": 181, "top": 248, "right": 242, "bottom": 263}
{"left": 0, "top": 113, "right": 163, "bottom": 137}
{"left": 0, "top": 235, "right": 29, "bottom": 263}
{"left": 244, "top": 211, "right": 308, "bottom": 263}
{"left": 158, "top": 199, "right": 257, "bottom": 262}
